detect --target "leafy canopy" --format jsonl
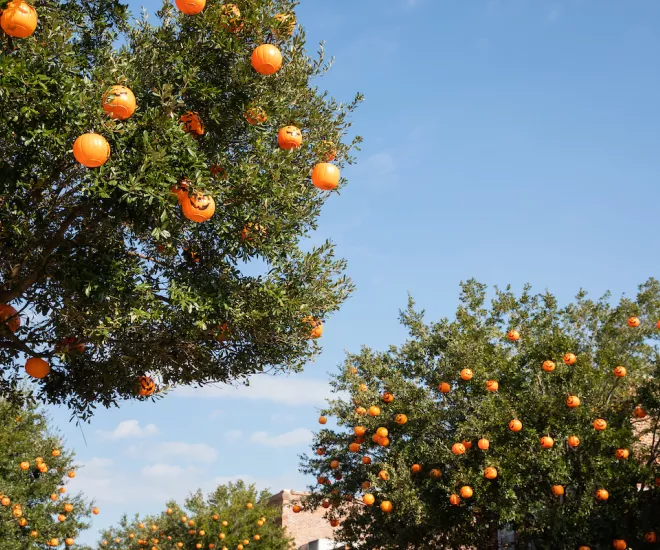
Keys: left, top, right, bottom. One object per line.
{"left": 0, "top": 0, "right": 361, "bottom": 418}
{"left": 301, "top": 279, "right": 660, "bottom": 549}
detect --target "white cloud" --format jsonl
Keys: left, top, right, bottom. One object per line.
{"left": 141, "top": 463, "right": 200, "bottom": 479}
{"left": 270, "top": 412, "right": 297, "bottom": 424}
{"left": 208, "top": 409, "right": 224, "bottom": 420}
{"left": 125, "top": 441, "right": 218, "bottom": 464}
{"left": 174, "top": 375, "right": 336, "bottom": 406}
{"left": 250, "top": 428, "right": 313, "bottom": 448}
{"left": 225, "top": 429, "right": 244, "bottom": 443}
{"left": 97, "top": 420, "right": 159, "bottom": 440}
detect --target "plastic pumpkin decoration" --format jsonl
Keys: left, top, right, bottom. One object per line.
{"left": 362, "top": 494, "right": 375, "bottom": 506}
{"left": 362, "top": 456, "right": 371, "bottom": 465}
{"left": 394, "top": 414, "right": 407, "bottom": 425}
{"left": 542, "top": 360, "right": 556, "bottom": 372}
{"left": 657, "top": 320, "right": 660, "bottom": 330}
{"left": 551, "top": 485, "right": 564, "bottom": 496}
{"left": 378, "top": 470, "right": 389, "bottom": 481}
{"left": 615, "top": 448, "right": 629, "bottom": 460}
{"left": 73, "top": 133, "right": 111, "bottom": 168}
{"left": 1, "top": 1, "right": 37, "bottom": 38}
{"left": 627, "top": 316, "right": 640, "bottom": 327}
{"left": 102, "top": 86, "right": 136, "bottom": 120}
{"left": 376, "top": 427, "right": 388, "bottom": 438}
{"left": 277, "top": 126, "right": 303, "bottom": 150}
{"left": 411, "top": 464, "right": 422, "bottom": 473}
{"left": 382, "top": 391, "right": 394, "bottom": 403}
{"left": 292, "top": 505, "right": 301, "bottom": 513}
{"left": 449, "top": 494, "right": 460, "bottom": 506}
{"left": 595, "top": 488, "right": 609, "bottom": 501}
{"left": 137, "top": 375, "right": 156, "bottom": 396}
{"left": 354, "top": 426, "right": 366, "bottom": 436}
{"left": 593, "top": 418, "right": 607, "bottom": 431}
{"left": 484, "top": 467, "right": 497, "bottom": 479}
{"left": 244, "top": 106, "right": 268, "bottom": 125}
{"left": 633, "top": 406, "right": 647, "bottom": 419}
{"left": 175, "top": 0, "right": 205, "bottom": 15}
{"left": 181, "top": 193, "right": 215, "bottom": 223}
{"left": 451, "top": 443, "right": 466, "bottom": 455}
{"left": 219, "top": 3, "right": 242, "bottom": 32}
{"left": 311, "top": 162, "right": 340, "bottom": 191}
{"left": 437, "top": 382, "right": 451, "bottom": 394}
{"left": 478, "top": 438, "right": 489, "bottom": 450}
{"left": 567, "top": 435, "right": 580, "bottom": 447}
{"left": 507, "top": 329, "right": 520, "bottom": 341}
{"left": 302, "top": 316, "right": 323, "bottom": 339}
{"left": 251, "top": 44, "right": 283, "bottom": 75}
{"left": 348, "top": 443, "right": 360, "bottom": 452}
{"left": 509, "top": 419, "right": 522, "bottom": 432}
{"left": 645, "top": 533, "right": 657, "bottom": 543}
{"left": 540, "top": 436, "right": 554, "bottom": 448}
{"left": 379, "top": 501, "right": 393, "bottom": 513}
{"left": 566, "top": 395, "right": 581, "bottom": 408}
{"left": 0, "top": 304, "right": 20, "bottom": 332}
{"left": 486, "top": 380, "right": 499, "bottom": 392}
{"left": 318, "top": 416, "right": 327, "bottom": 425}
{"left": 563, "top": 353, "right": 577, "bottom": 365}
{"left": 356, "top": 406, "right": 366, "bottom": 415}
{"left": 459, "top": 486, "right": 473, "bottom": 499}
{"left": 272, "top": 12, "right": 296, "bottom": 38}
{"left": 613, "top": 366, "right": 627, "bottom": 377}
{"left": 25, "top": 357, "right": 50, "bottom": 379}
{"left": 180, "top": 111, "right": 204, "bottom": 135}
{"left": 368, "top": 406, "right": 380, "bottom": 417}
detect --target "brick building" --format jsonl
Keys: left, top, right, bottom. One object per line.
{"left": 268, "top": 490, "right": 341, "bottom": 550}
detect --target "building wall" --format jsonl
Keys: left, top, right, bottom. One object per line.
{"left": 268, "top": 490, "right": 337, "bottom": 550}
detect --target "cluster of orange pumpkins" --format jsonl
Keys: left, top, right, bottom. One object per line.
{"left": 100, "top": 503, "right": 264, "bottom": 549}
{"left": 308, "top": 318, "right": 658, "bottom": 547}
{"left": 1, "top": 0, "right": 341, "bottom": 225}
{"left": 0, "top": 452, "right": 98, "bottom": 547}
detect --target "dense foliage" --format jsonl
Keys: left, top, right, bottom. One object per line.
{"left": 301, "top": 279, "right": 660, "bottom": 549}
{"left": 0, "top": 397, "right": 96, "bottom": 548}
{"left": 0, "top": 0, "right": 361, "bottom": 418}
{"left": 97, "top": 480, "right": 291, "bottom": 550}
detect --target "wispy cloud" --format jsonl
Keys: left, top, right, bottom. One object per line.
{"left": 208, "top": 409, "right": 224, "bottom": 420}
{"left": 225, "top": 429, "right": 244, "bottom": 443}
{"left": 250, "top": 428, "right": 313, "bottom": 448}
{"left": 125, "top": 441, "right": 218, "bottom": 463}
{"left": 141, "top": 463, "right": 201, "bottom": 479}
{"left": 174, "top": 375, "right": 336, "bottom": 406}
{"left": 97, "top": 420, "right": 159, "bottom": 440}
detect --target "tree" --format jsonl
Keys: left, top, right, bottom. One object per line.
{"left": 96, "top": 480, "right": 292, "bottom": 550}
{"left": 300, "top": 279, "right": 660, "bottom": 550}
{"left": 0, "top": 0, "right": 361, "bottom": 418}
{"left": 0, "top": 396, "right": 96, "bottom": 548}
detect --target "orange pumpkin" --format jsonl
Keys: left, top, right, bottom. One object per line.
{"left": 484, "top": 467, "right": 497, "bottom": 479}
{"left": 355, "top": 406, "right": 367, "bottom": 416}
{"left": 25, "top": 357, "right": 50, "bottom": 379}
{"left": 460, "top": 368, "right": 473, "bottom": 381}
{"left": 244, "top": 106, "right": 268, "bottom": 125}
{"left": 595, "top": 488, "right": 609, "bottom": 501}
{"left": 272, "top": 12, "right": 296, "bottom": 38}
{"left": 509, "top": 419, "right": 522, "bottom": 432}
{"left": 438, "top": 382, "right": 451, "bottom": 393}
{"left": 368, "top": 406, "right": 381, "bottom": 417}
{"left": 378, "top": 469, "right": 389, "bottom": 481}
{"left": 551, "top": 485, "right": 564, "bottom": 496}
{"left": 645, "top": 533, "right": 657, "bottom": 543}
{"left": 566, "top": 395, "right": 581, "bottom": 408}
{"left": 657, "top": 320, "right": 660, "bottom": 330}
{"left": 567, "top": 435, "right": 580, "bottom": 447}
{"left": 378, "top": 437, "right": 390, "bottom": 447}
{"left": 354, "top": 426, "right": 366, "bottom": 436}
{"left": 73, "top": 133, "right": 111, "bottom": 168}
{"left": 181, "top": 193, "right": 215, "bottom": 223}
{"left": 380, "top": 501, "right": 392, "bottom": 513}
{"left": 563, "top": 353, "right": 577, "bottom": 365}
{"left": 615, "top": 448, "right": 629, "bottom": 460}
{"left": 251, "top": 44, "right": 283, "bottom": 75}
{"left": 486, "top": 380, "right": 499, "bottom": 392}
{"left": 180, "top": 111, "right": 204, "bottom": 135}
{"left": 613, "top": 366, "right": 627, "bottom": 378}
{"left": 311, "top": 163, "right": 340, "bottom": 191}
{"left": 394, "top": 414, "right": 407, "bottom": 425}
{"left": 303, "top": 316, "right": 323, "bottom": 339}
{"left": 627, "top": 316, "right": 640, "bottom": 327}
{"left": 65, "top": 539, "right": 75, "bottom": 547}
{"left": 459, "top": 486, "right": 473, "bottom": 499}
{"left": 361, "top": 456, "right": 371, "bottom": 465}
{"left": 382, "top": 391, "right": 394, "bottom": 403}
{"left": 19, "top": 461, "right": 29, "bottom": 470}
{"left": 64, "top": 503, "right": 73, "bottom": 513}
{"left": 175, "top": 0, "right": 205, "bottom": 15}
{"left": 540, "top": 436, "right": 554, "bottom": 448}
{"left": 593, "top": 418, "right": 607, "bottom": 431}
{"left": 542, "top": 360, "right": 556, "bottom": 372}
{"left": 318, "top": 416, "right": 327, "bottom": 425}
{"left": 348, "top": 442, "right": 360, "bottom": 452}
{"left": 329, "top": 519, "right": 339, "bottom": 527}
{"left": 219, "top": 3, "right": 242, "bottom": 32}
{"left": 292, "top": 505, "right": 301, "bottom": 513}
{"left": 451, "top": 443, "right": 466, "bottom": 455}
{"left": 507, "top": 329, "right": 520, "bottom": 341}
{"left": 0, "top": 304, "right": 20, "bottom": 332}
{"left": 102, "top": 86, "right": 136, "bottom": 120}
{"left": 137, "top": 375, "right": 156, "bottom": 396}
{"left": 376, "top": 427, "right": 388, "bottom": 438}
{"left": 362, "top": 494, "right": 375, "bottom": 506}
{"left": 277, "top": 126, "right": 303, "bottom": 150}
{"left": 1, "top": 0, "right": 37, "bottom": 38}
{"left": 449, "top": 494, "right": 461, "bottom": 506}
{"left": 246, "top": 503, "right": 253, "bottom": 509}
{"left": 411, "top": 464, "right": 422, "bottom": 474}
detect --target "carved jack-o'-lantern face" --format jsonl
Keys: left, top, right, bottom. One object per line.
{"left": 486, "top": 380, "right": 499, "bottom": 392}
{"left": 542, "top": 360, "right": 556, "bottom": 372}
{"left": 566, "top": 395, "right": 581, "bottom": 408}
{"left": 395, "top": 414, "right": 407, "bottom": 425}
{"left": 615, "top": 448, "right": 629, "bottom": 460}
{"left": 613, "top": 366, "right": 627, "bottom": 377}
{"left": 484, "top": 467, "right": 497, "bottom": 479}
{"left": 137, "top": 375, "right": 156, "bottom": 396}
{"left": 277, "top": 125, "right": 303, "bottom": 150}
{"left": 180, "top": 111, "right": 204, "bottom": 136}
{"left": 181, "top": 193, "right": 215, "bottom": 223}
{"left": 382, "top": 391, "right": 394, "bottom": 403}
{"left": 460, "top": 368, "right": 473, "bottom": 381}
{"left": 627, "top": 316, "right": 640, "bottom": 327}
{"left": 0, "top": 304, "right": 20, "bottom": 333}
{"left": 593, "top": 418, "right": 607, "bottom": 431}
{"left": 563, "top": 353, "right": 577, "bottom": 365}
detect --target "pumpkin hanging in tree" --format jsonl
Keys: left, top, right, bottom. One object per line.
{"left": 0, "top": 0, "right": 37, "bottom": 38}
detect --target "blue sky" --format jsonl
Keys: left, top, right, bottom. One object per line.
{"left": 50, "top": 0, "right": 660, "bottom": 543}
